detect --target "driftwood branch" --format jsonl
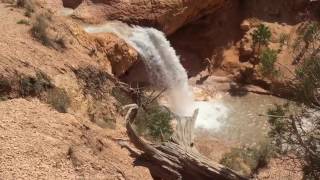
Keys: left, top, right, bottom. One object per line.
{"left": 123, "top": 104, "right": 247, "bottom": 180}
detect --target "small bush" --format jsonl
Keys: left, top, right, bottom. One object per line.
{"left": 266, "top": 22, "right": 320, "bottom": 180}
{"left": 293, "top": 22, "right": 320, "bottom": 64}
{"left": 267, "top": 103, "right": 320, "bottom": 179}
{"left": 17, "top": 19, "right": 30, "bottom": 25}
{"left": 16, "top": 0, "right": 35, "bottom": 12}
{"left": 31, "top": 15, "right": 51, "bottom": 46}
{"left": 301, "top": 23, "right": 320, "bottom": 44}
{"left": 135, "top": 105, "right": 173, "bottom": 142}
{"left": 251, "top": 24, "right": 272, "bottom": 53}
{"left": 19, "top": 72, "right": 52, "bottom": 97}
{"left": 146, "top": 106, "right": 173, "bottom": 141}
{"left": 220, "top": 142, "right": 274, "bottom": 177}
{"left": 46, "top": 88, "right": 70, "bottom": 113}
{"left": 259, "top": 48, "right": 279, "bottom": 77}
{"left": 278, "top": 33, "right": 290, "bottom": 51}
{"left": 295, "top": 57, "right": 320, "bottom": 105}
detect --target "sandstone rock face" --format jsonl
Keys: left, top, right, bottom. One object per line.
{"left": 69, "top": 0, "right": 225, "bottom": 35}
{"left": 93, "top": 33, "right": 139, "bottom": 77}
{"left": 43, "top": 16, "right": 139, "bottom": 77}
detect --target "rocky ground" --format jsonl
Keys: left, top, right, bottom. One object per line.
{"left": 0, "top": 99, "right": 151, "bottom": 179}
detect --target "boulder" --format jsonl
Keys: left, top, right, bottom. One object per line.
{"left": 240, "top": 20, "right": 251, "bottom": 31}
{"left": 93, "top": 33, "right": 139, "bottom": 77}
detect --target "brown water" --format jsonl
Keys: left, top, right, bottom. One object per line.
{"left": 207, "top": 92, "right": 288, "bottom": 145}
{"left": 192, "top": 91, "right": 289, "bottom": 162}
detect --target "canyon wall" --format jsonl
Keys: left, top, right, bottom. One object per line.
{"left": 62, "top": 0, "right": 225, "bottom": 35}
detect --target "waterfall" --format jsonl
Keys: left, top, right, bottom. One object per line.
{"left": 85, "top": 22, "right": 194, "bottom": 116}
{"left": 85, "top": 22, "right": 229, "bottom": 129}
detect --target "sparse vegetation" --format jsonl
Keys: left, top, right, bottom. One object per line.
{"left": 19, "top": 72, "right": 52, "bottom": 97}
{"left": 146, "top": 106, "right": 173, "bottom": 141}
{"left": 295, "top": 57, "right": 320, "bottom": 106}
{"left": 251, "top": 24, "right": 272, "bottom": 54}
{"left": 220, "top": 142, "right": 274, "bottom": 177}
{"left": 31, "top": 14, "right": 51, "bottom": 46}
{"left": 16, "top": 0, "right": 36, "bottom": 17}
{"left": 259, "top": 48, "right": 279, "bottom": 77}
{"left": 293, "top": 22, "right": 320, "bottom": 64}
{"left": 112, "top": 84, "right": 173, "bottom": 142}
{"left": 267, "top": 103, "right": 320, "bottom": 179}
{"left": 248, "top": 24, "right": 280, "bottom": 78}
{"left": 18, "top": 72, "right": 71, "bottom": 113}
{"left": 17, "top": 19, "right": 30, "bottom": 25}
{"left": 30, "top": 12, "right": 66, "bottom": 49}
{"left": 278, "top": 33, "right": 290, "bottom": 51}
{"left": 266, "top": 22, "right": 320, "bottom": 179}
{"left": 135, "top": 105, "right": 173, "bottom": 142}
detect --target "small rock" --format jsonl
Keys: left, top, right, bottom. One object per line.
{"left": 240, "top": 20, "right": 251, "bottom": 31}
{"left": 241, "top": 45, "right": 253, "bottom": 56}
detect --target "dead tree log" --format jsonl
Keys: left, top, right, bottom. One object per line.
{"left": 122, "top": 104, "right": 247, "bottom": 180}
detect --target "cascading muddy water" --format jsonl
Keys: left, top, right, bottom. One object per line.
{"left": 125, "top": 26, "right": 195, "bottom": 116}
{"left": 85, "top": 22, "right": 229, "bottom": 129}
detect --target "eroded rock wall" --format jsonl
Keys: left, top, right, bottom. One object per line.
{"left": 70, "top": 0, "right": 225, "bottom": 35}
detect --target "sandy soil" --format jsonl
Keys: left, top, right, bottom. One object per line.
{"left": 0, "top": 98, "right": 152, "bottom": 179}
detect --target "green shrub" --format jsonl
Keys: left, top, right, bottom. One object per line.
{"left": 220, "top": 142, "right": 274, "bottom": 177}
{"left": 46, "top": 88, "right": 70, "bottom": 113}
{"left": 259, "top": 48, "right": 279, "bottom": 77}
{"left": 267, "top": 103, "right": 290, "bottom": 142}
{"left": 17, "top": 19, "right": 30, "bottom": 25}
{"left": 251, "top": 24, "right": 272, "bottom": 53}
{"left": 267, "top": 102, "right": 320, "bottom": 179}
{"left": 266, "top": 22, "right": 320, "bottom": 179}
{"left": 146, "top": 106, "right": 173, "bottom": 141}
{"left": 295, "top": 57, "right": 320, "bottom": 106}
{"left": 135, "top": 105, "right": 173, "bottom": 142}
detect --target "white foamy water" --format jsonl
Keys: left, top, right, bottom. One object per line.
{"left": 193, "top": 101, "right": 229, "bottom": 130}
{"left": 84, "top": 21, "right": 229, "bottom": 129}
